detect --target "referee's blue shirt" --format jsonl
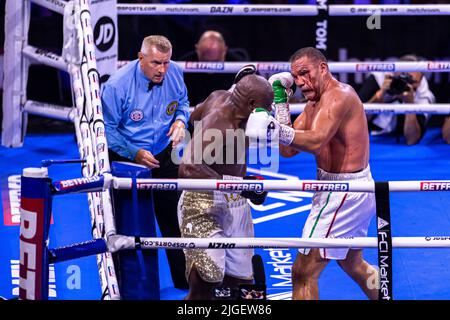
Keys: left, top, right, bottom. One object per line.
{"left": 101, "top": 59, "right": 190, "bottom": 160}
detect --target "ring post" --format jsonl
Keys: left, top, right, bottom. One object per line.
{"left": 375, "top": 182, "right": 393, "bottom": 300}
{"left": 111, "top": 162, "right": 159, "bottom": 300}
{"left": 19, "top": 167, "right": 53, "bottom": 300}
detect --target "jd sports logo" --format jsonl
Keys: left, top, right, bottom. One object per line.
{"left": 94, "top": 16, "right": 115, "bottom": 52}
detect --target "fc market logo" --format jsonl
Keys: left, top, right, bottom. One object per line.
{"left": 94, "top": 16, "right": 116, "bottom": 52}
{"left": 130, "top": 109, "right": 144, "bottom": 122}
{"left": 166, "top": 101, "right": 178, "bottom": 116}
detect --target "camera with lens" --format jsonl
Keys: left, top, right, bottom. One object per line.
{"left": 387, "top": 73, "right": 415, "bottom": 96}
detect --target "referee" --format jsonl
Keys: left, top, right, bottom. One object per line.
{"left": 101, "top": 35, "right": 189, "bottom": 289}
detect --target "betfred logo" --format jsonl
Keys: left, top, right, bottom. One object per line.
{"left": 3, "top": 175, "right": 54, "bottom": 227}
{"left": 19, "top": 202, "right": 44, "bottom": 300}
{"left": 256, "top": 63, "right": 289, "bottom": 72}
{"left": 2, "top": 175, "right": 21, "bottom": 226}
{"left": 59, "top": 176, "right": 101, "bottom": 190}
{"left": 420, "top": 182, "right": 450, "bottom": 191}
{"left": 137, "top": 182, "right": 178, "bottom": 190}
{"left": 302, "top": 182, "right": 349, "bottom": 191}
{"left": 185, "top": 61, "right": 224, "bottom": 71}
{"left": 355, "top": 63, "right": 395, "bottom": 72}
{"left": 217, "top": 182, "right": 263, "bottom": 192}
{"left": 427, "top": 62, "right": 450, "bottom": 71}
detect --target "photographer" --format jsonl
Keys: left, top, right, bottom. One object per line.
{"left": 358, "top": 55, "right": 435, "bottom": 145}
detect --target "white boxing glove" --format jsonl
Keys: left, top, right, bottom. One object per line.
{"left": 245, "top": 108, "right": 295, "bottom": 146}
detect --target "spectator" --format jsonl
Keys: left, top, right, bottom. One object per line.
{"left": 179, "top": 30, "right": 249, "bottom": 106}
{"left": 358, "top": 54, "right": 435, "bottom": 145}
{"left": 101, "top": 35, "right": 189, "bottom": 289}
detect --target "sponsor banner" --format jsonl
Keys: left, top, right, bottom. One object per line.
{"left": 256, "top": 63, "right": 290, "bottom": 73}
{"left": 185, "top": 61, "right": 225, "bottom": 71}
{"left": 19, "top": 169, "right": 53, "bottom": 306}
{"left": 420, "top": 181, "right": 450, "bottom": 191}
{"left": 355, "top": 63, "right": 396, "bottom": 72}
{"left": 208, "top": 242, "right": 236, "bottom": 249}
{"left": 2, "top": 175, "right": 21, "bottom": 226}
{"left": 427, "top": 62, "right": 450, "bottom": 71}
{"left": 136, "top": 182, "right": 178, "bottom": 190}
{"left": 302, "top": 182, "right": 349, "bottom": 191}
{"left": 11, "top": 260, "right": 57, "bottom": 298}
{"left": 90, "top": 0, "right": 118, "bottom": 84}
{"left": 425, "top": 236, "right": 450, "bottom": 241}
{"left": 375, "top": 182, "right": 393, "bottom": 301}
{"left": 19, "top": 174, "right": 52, "bottom": 300}
{"left": 52, "top": 175, "right": 105, "bottom": 194}
{"left": 331, "top": 5, "right": 447, "bottom": 16}
{"left": 315, "top": 0, "right": 328, "bottom": 51}
{"left": 140, "top": 239, "right": 195, "bottom": 249}
{"left": 3, "top": 175, "right": 54, "bottom": 227}
{"left": 217, "top": 182, "right": 264, "bottom": 192}
{"left": 116, "top": 4, "right": 315, "bottom": 16}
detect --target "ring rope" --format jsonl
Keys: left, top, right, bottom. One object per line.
{"left": 30, "top": 1, "right": 450, "bottom": 17}
{"left": 49, "top": 174, "right": 450, "bottom": 194}
{"left": 329, "top": 4, "right": 450, "bottom": 16}
{"left": 106, "top": 236, "right": 450, "bottom": 252}
{"left": 116, "top": 3, "right": 318, "bottom": 16}
{"left": 117, "top": 60, "right": 450, "bottom": 74}
{"left": 288, "top": 103, "right": 450, "bottom": 115}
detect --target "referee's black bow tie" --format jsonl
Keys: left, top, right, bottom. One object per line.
{"left": 148, "top": 81, "right": 162, "bottom": 91}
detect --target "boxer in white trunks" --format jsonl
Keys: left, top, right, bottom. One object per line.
{"left": 246, "top": 47, "right": 378, "bottom": 300}
{"left": 178, "top": 73, "right": 273, "bottom": 300}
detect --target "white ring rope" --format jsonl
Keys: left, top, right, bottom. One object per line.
{"left": 106, "top": 236, "right": 450, "bottom": 252}
{"left": 116, "top": 3, "right": 450, "bottom": 17}
{"left": 110, "top": 178, "right": 450, "bottom": 193}
{"left": 117, "top": 60, "right": 450, "bottom": 74}
{"left": 77, "top": 0, "right": 119, "bottom": 300}
{"left": 29, "top": 2, "right": 450, "bottom": 17}
{"left": 24, "top": 100, "right": 76, "bottom": 122}
{"left": 30, "top": 0, "right": 67, "bottom": 15}
{"left": 116, "top": 4, "right": 318, "bottom": 16}
{"left": 288, "top": 103, "right": 450, "bottom": 115}
{"left": 329, "top": 4, "right": 450, "bottom": 16}
{"left": 23, "top": 45, "right": 68, "bottom": 72}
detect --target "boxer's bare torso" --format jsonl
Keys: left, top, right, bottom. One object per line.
{"left": 282, "top": 56, "right": 369, "bottom": 173}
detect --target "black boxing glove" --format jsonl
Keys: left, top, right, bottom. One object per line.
{"left": 240, "top": 175, "right": 268, "bottom": 205}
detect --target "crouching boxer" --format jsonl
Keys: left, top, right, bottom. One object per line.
{"left": 177, "top": 73, "right": 273, "bottom": 300}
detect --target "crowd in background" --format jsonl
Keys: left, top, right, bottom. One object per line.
{"left": 1, "top": 0, "right": 450, "bottom": 140}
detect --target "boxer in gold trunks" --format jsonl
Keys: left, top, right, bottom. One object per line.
{"left": 178, "top": 73, "right": 273, "bottom": 300}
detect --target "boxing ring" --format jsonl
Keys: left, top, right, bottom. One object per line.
{"left": 18, "top": 167, "right": 450, "bottom": 300}
{"left": 1, "top": 1, "right": 450, "bottom": 300}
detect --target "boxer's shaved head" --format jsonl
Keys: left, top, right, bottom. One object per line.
{"left": 232, "top": 74, "right": 273, "bottom": 112}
